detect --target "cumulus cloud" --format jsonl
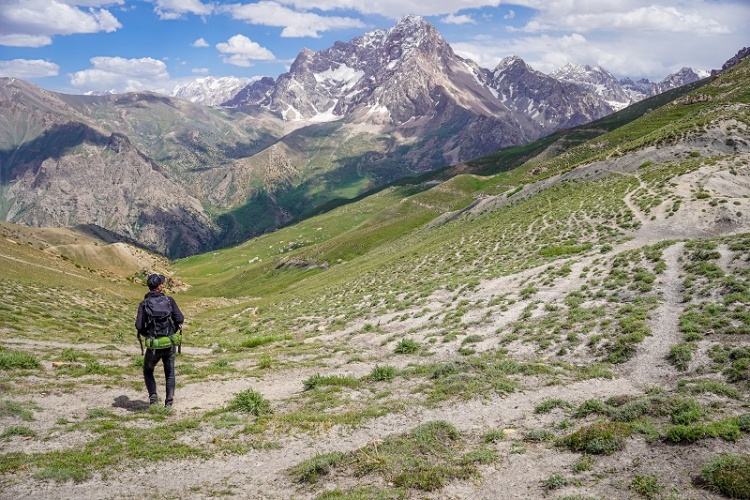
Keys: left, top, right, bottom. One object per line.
{"left": 512, "top": 0, "right": 734, "bottom": 35}
{"left": 192, "top": 37, "right": 209, "bottom": 48}
{"left": 0, "top": 0, "right": 122, "bottom": 47}
{"left": 521, "top": 4, "right": 730, "bottom": 35}
{"left": 218, "top": 1, "right": 365, "bottom": 37}
{"left": 153, "top": 0, "right": 213, "bottom": 20}
{"left": 0, "top": 59, "right": 59, "bottom": 78}
{"left": 69, "top": 56, "right": 172, "bottom": 93}
{"left": 216, "top": 35, "right": 276, "bottom": 67}
{"left": 0, "top": 34, "right": 53, "bottom": 47}
{"left": 276, "top": 0, "right": 507, "bottom": 20}
{"left": 443, "top": 14, "right": 475, "bottom": 25}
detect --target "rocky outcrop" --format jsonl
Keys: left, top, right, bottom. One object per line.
{"left": 2, "top": 121, "right": 216, "bottom": 257}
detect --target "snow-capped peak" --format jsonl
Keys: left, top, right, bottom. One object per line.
{"left": 172, "top": 76, "right": 252, "bottom": 106}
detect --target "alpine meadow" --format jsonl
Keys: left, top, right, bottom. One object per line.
{"left": 3, "top": 49, "right": 750, "bottom": 500}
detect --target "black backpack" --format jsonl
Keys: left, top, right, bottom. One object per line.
{"left": 143, "top": 294, "right": 175, "bottom": 339}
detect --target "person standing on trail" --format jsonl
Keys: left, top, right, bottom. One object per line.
{"left": 135, "top": 274, "right": 184, "bottom": 407}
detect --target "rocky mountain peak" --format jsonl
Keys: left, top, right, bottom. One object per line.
{"left": 494, "top": 55, "right": 527, "bottom": 73}
{"left": 172, "top": 76, "right": 250, "bottom": 106}
{"left": 715, "top": 46, "right": 750, "bottom": 74}
{"left": 551, "top": 63, "right": 631, "bottom": 110}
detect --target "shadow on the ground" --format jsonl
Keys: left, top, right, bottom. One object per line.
{"left": 113, "top": 395, "right": 150, "bottom": 412}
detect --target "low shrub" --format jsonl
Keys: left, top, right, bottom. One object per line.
{"left": 290, "top": 452, "right": 345, "bottom": 483}
{"left": 0, "top": 349, "right": 41, "bottom": 370}
{"left": 574, "top": 399, "right": 609, "bottom": 418}
{"left": 394, "top": 338, "right": 420, "bottom": 354}
{"left": 738, "top": 414, "right": 750, "bottom": 433}
{"left": 227, "top": 388, "right": 272, "bottom": 416}
{"left": 698, "top": 454, "right": 750, "bottom": 498}
{"left": 558, "top": 422, "right": 631, "bottom": 455}
{"left": 369, "top": 365, "right": 397, "bottom": 382}
{"left": 667, "top": 343, "right": 695, "bottom": 371}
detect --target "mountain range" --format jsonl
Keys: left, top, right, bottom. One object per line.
{"left": 0, "top": 16, "right": 728, "bottom": 258}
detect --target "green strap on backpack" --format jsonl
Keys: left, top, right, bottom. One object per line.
{"left": 145, "top": 332, "right": 182, "bottom": 350}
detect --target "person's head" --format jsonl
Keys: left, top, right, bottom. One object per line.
{"left": 147, "top": 274, "right": 165, "bottom": 291}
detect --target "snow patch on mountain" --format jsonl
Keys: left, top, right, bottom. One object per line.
{"left": 314, "top": 65, "right": 365, "bottom": 90}
{"left": 172, "top": 76, "right": 252, "bottom": 106}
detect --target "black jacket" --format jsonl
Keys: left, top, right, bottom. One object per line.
{"left": 135, "top": 291, "right": 185, "bottom": 336}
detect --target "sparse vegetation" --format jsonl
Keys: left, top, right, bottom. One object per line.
{"left": 3, "top": 58, "right": 750, "bottom": 498}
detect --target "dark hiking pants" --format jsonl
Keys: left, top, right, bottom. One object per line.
{"left": 143, "top": 346, "right": 176, "bottom": 405}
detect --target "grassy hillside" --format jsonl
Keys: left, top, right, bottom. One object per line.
{"left": 1, "top": 59, "right": 750, "bottom": 499}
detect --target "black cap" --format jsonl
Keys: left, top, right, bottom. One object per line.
{"left": 147, "top": 274, "right": 165, "bottom": 290}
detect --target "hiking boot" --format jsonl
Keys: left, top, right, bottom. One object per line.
{"left": 149, "top": 395, "right": 158, "bottom": 406}
{"left": 165, "top": 400, "right": 173, "bottom": 408}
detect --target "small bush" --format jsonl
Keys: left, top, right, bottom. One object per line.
{"left": 482, "top": 429, "right": 506, "bottom": 443}
{"left": 541, "top": 474, "right": 571, "bottom": 491}
{"left": 227, "top": 388, "right": 272, "bottom": 416}
{"left": 668, "top": 343, "right": 695, "bottom": 371}
{"left": 524, "top": 429, "right": 556, "bottom": 442}
{"left": 559, "top": 422, "right": 631, "bottom": 455}
{"left": 631, "top": 475, "right": 663, "bottom": 498}
{"left": 574, "top": 399, "right": 609, "bottom": 418}
{"left": 670, "top": 398, "right": 703, "bottom": 425}
{"left": 369, "top": 365, "right": 397, "bottom": 382}
{"left": 666, "top": 419, "right": 741, "bottom": 444}
{"left": 1, "top": 425, "right": 36, "bottom": 438}
{"left": 698, "top": 454, "right": 750, "bottom": 498}
{"left": 394, "top": 338, "right": 419, "bottom": 354}
{"left": 535, "top": 398, "right": 571, "bottom": 414}
{"left": 738, "top": 414, "right": 750, "bottom": 432}
{"left": 461, "top": 448, "right": 498, "bottom": 465}
{"left": 290, "top": 452, "right": 345, "bottom": 483}
{"left": 0, "top": 349, "right": 41, "bottom": 370}
{"left": 412, "top": 420, "right": 460, "bottom": 447}
{"left": 664, "top": 424, "right": 705, "bottom": 443}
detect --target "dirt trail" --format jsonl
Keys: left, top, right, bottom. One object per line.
{"left": 619, "top": 242, "right": 685, "bottom": 388}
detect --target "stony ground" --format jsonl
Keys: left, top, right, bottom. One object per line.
{"left": 2, "top": 152, "right": 750, "bottom": 499}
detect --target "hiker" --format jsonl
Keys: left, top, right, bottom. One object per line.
{"left": 135, "top": 274, "right": 184, "bottom": 407}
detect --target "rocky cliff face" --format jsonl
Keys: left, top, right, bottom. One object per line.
{"left": 0, "top": 80, "right": 218, "bottom": 257}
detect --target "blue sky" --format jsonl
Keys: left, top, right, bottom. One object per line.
{"left": 0, "top": 0, "right": 748, "bottom": 95}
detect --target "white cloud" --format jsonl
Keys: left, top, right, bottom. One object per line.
{"left": 276, "top": 0, "right": 505, "bottom": 20}
{"left": 152, "top": 0, "right": 213, "bottom": 20}
{"left": 0, "top": 34, "right": 52, "bottom": 47}
{"left": 216, "top": 35, "right": 276, "bottom": 67}
{"left": 0, "top": 0, "right": 122, "bottom": 47}
{"left": 507, "top": 0, "right": 737, "bottom": 36}
{"left": 450, "top": 0, "right": 749, "bottom": 81}
{"left": 520, "top": 4, "right": 731, "bottom": 35}
{"left": 443, "top": 14, "right": 475, "bottom": 25}
{"left": 192, "top": 37, "right": 209, "bottom": 48}
{"left": 69, "top": 56, "right": 172, "bottom": 93}
{"left": 503, "top": 9, "right": 515, "bottom": 20}
{"left": 0, "top": 59, "right": 60, "bottom": 78}
{"left": 192, "top": 67, "right": 210, "bottom": 75}
{"left": 219, "top": 1, "right": 365, "bottom": 38}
